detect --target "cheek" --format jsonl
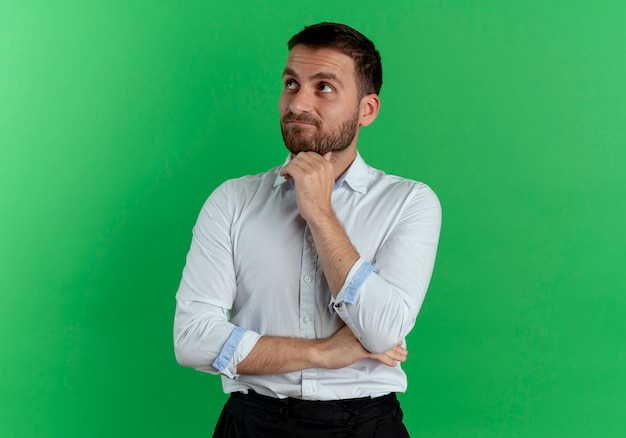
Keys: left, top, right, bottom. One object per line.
{"left": 324, "top": 104, "right": 351, "bottom": 123}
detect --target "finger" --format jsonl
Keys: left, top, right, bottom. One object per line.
{"left": 283, "top": 154, "right": 316, "bottom": 174}
{"left": 393, "top": 344, "right": 408, "bottom": 362}
{"left": 279, "top": 165, "right": 291, "bottom": 178}
{"left": 293, "top": 154, "right": 325, "bottom": 172}
{"left": 382, "top": 345, "right": 407, "bottom": 363}
{"left": 284, "top": 155, "right": 333, "bottom": 181}
{"left": 370, "top": 346, "right": 406, "bottom": 367}
{"left": 371, "top": 353, "right": 396, "bottom": 367}
{"left": 279, "top": 156, "right": 312, "bottom": 177}
{"left": 382, "top": 353, "right": 401, "bottom": 367}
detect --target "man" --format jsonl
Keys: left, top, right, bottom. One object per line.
{"left": 174, "top": 22, "right": 441, "bottom": 437}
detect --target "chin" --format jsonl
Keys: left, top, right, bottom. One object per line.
{"left": 283, "top": 138, "right": 316, "bottom": 155}
{"left": 285, "top": 145, "right": 313, "bottom": 155}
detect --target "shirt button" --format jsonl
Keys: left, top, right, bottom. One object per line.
{"left": 303, "top": 275, "right": 311, "bottom": 283}
{"left": 303, "top": 316, "right": 312, "bottom": 323}
{"left": 305, "top": 385, "right": 314, "bottom": 393}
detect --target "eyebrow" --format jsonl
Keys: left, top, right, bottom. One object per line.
{"left": 282, "top": 67, "right": 344, "bottom": 88}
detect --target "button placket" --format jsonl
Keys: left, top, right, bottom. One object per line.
{"left": 300, "top": 225, "right": 318, "bottom": 399}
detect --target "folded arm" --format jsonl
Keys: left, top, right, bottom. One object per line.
{"left": 280, "top": 152, "right": 442, "bottom": 354}
{"left": 173, "top": 181, "right": 408, "bottom": 378}
{"left": 174, "top": 299, "right": 406, "bottom": 377}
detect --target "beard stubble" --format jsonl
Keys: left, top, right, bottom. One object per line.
{"left": 280, "top": 108, "right": 360, "bottom": 155}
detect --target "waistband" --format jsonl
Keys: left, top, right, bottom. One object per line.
{"left": 230, "top": 391, "right": 399, "bottom": 422}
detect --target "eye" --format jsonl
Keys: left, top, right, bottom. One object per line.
{"left": 318, "top": 83, "right": 333, "bottom": 93}
{"left": 285, "top": 79, "right": 299, "bottom": 90}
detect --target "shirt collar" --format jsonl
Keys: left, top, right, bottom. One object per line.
{"left": 273, "top": 152, "right": 369, "bottom": 194}
{"left": 273, "top": 155, "right": 292, "bottom": 187}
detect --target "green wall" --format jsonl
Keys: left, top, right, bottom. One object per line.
{"left": 2, "top": 1, "right": 625, "bottom": 436}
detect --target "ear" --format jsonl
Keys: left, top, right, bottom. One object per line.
{"left": 359, "top": 94, "right": 381, "bottom": 127}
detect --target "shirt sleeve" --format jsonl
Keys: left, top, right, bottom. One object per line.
{"left": 212, "top": 327, "right": 261, "bottom": 378}
{"left": 173, "top": 182, "right": 260, "bottom": 377}
{"left": 329, "top": 184, "right": 442, "bottom": 354}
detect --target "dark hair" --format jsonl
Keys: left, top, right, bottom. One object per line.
{"left": 287, "top": 22, "right": 383, "bottom": 97}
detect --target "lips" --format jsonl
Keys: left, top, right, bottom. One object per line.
{"left": 282, "top": 114, "right": 321, "bottom": 127}
{"left": 287, "top": 120, "right": 316, "bottom": 127}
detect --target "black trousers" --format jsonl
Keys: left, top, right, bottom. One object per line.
{"left": 213, "top": 391, "right": 410, "bottom": 437}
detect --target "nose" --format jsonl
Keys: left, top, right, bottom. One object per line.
{"left": 288, "top": 88, "right": 314, "bottom": 114}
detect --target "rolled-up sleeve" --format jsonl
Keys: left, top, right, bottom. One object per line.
{"left": 330, "top": 185, "right": 442, "bottom": 354}
{"left": 173, "top": 182, "right": 260, "bottom": 377}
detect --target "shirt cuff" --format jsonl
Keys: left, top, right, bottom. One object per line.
{"left": 329, "top": 257, "right": 376, "bottom": 312}
{"left": 212, "top": 327, "right": 261, "bottom": 379}
{"left": 328, "top": 259, "right": 375, "bottom": 340}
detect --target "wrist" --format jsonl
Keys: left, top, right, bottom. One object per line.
{"left": 304, "top": 207, "right": 337, "bottom": 230}
{"left": 307, "top": 339, "right": 326, "bottom": 369}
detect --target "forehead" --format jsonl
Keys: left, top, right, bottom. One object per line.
{"left": 283, "top": 46, "right": 356, "bottom": 84}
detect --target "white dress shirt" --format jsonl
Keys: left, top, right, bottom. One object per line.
{"left": 174, "top": 152, "right": 441, "bottom": 400}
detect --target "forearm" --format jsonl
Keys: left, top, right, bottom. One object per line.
{"left": 237, "top": 325, "right": 403, "bottom": 375}
{"left": 237, "top": 330, "right": 362, "bottom": 375}
{"left": 279, "top": 151, "right": 359, "bottom": 295}
{"left": 306, "top": 210, "right": 360, "bottom": 296}
{"left": 236, "top": 336, "right": 320, "bottom": 375}
{"left": 175, "top": 301, "right": 406, "bottom": 376}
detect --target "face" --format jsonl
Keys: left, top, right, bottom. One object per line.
{"left": 279, "top": 46, "right": 362, "bottom": 155}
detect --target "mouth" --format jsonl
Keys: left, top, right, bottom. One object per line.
{"left": 282, "top": 114, "right": 320, "bottom": 128}
{"left": 286, "top": 120, "right": 316, "bottom": 127}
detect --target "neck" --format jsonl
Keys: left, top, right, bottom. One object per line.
{"left": 329, "top": 146, "right": 358, "bottom": 181}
